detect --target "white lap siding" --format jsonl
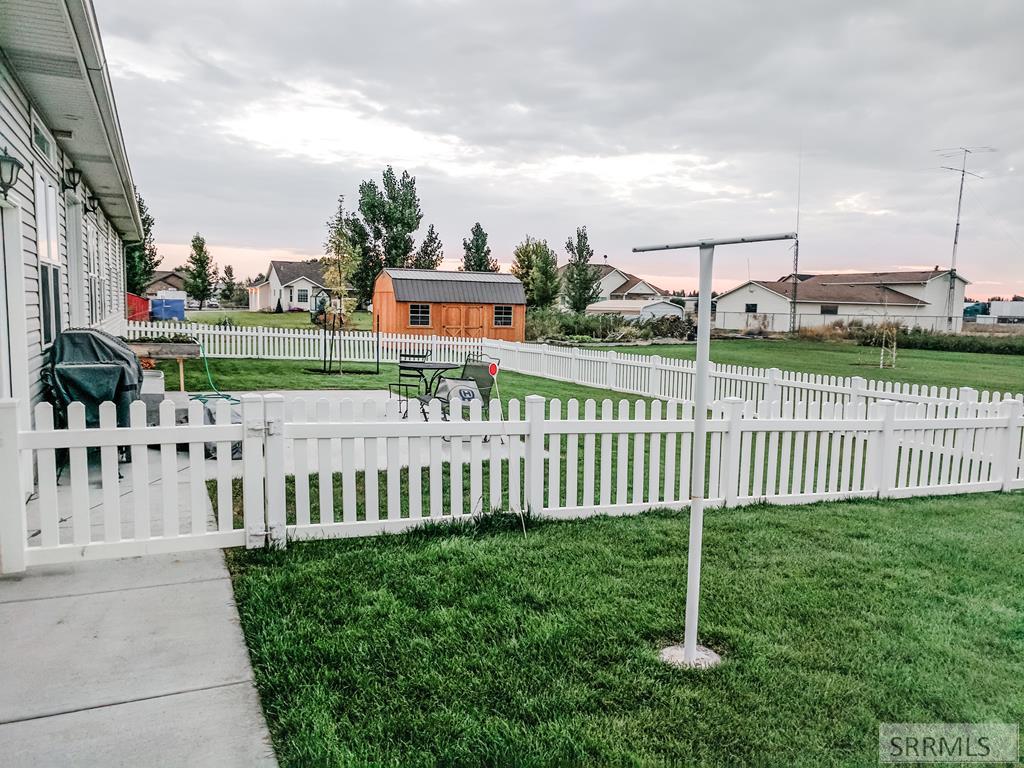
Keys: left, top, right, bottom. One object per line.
{"left": 1, "top": 59, "right": 126, "bottom": 405}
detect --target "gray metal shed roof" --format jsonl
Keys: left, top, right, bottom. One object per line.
{"left": 384, "top": 269, "right": 526, "bottom": 304}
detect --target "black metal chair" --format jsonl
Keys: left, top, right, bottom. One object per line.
{"left": 389, "top": 350, "right": 431, "bottom": 416}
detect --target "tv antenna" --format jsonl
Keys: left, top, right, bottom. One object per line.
{"left": 934, "top": 146, "right": 995, "bottom": 330}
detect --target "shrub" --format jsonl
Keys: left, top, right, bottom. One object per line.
{"left": 853, "top": 327, "right": 1024, "bottom": 356}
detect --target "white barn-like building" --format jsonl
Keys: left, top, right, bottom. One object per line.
{"left": 1, "top": 0, "right": 142, "bottom": 415}
{"left": 714, "top": 270, "right": 968, "bottom": 332}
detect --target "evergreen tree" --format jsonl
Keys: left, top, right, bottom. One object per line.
{"left": 220, "top": 264, "right": 237, "bottom": 303}
{"left": 510, "top": 236, "right": 537, "bottom": 301}
{"left": 530, "top": 241, "right": 561, "bottom": 308}
{"left": 182, "top": 232, "right": 218, "bottom": 309}
{"left": 124, "top": 190, "right": 161, "bottom": 294}
{"left": 461, "top": 222, "right": 498, "bottom": 272}
{"left": 562, "top": 226, "right": 600, "bottom": 313}
{"left": 410, "top": 224, "right": 443, "bottom": 269}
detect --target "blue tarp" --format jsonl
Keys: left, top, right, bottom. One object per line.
{"left": 151, "top": 298, "right": 185, "bottom": 321}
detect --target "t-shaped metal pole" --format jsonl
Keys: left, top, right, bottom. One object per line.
{"left": 633, "top": 232, "right": 797, "bottom": 666}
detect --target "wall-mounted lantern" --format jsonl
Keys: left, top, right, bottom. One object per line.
{"left": 61, "top": 166, "right": 84, "bottom": 194}
{"left": 85, "top": 195, "right": 100, "bottom": 214}
{"left": 0, "top": 146, "right": 24, "bottom": 199}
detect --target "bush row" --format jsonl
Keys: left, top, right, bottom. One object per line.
{"left": 525, "top": 308, "right": 696, "bottom": 343}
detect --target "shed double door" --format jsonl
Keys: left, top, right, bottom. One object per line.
{"left": 440, "top": 304, "right": 484, "bottom": 338}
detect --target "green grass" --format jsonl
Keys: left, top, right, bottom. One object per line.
{"left": 602, "top": 338, "right": 1023, "bottom": 394}
{"left": 181, "top": 309, "right": 372, "bottom": 330}
{"left": 155, "top": 357, "right": 652, "bottom": 408}
{"left": 228, "top": 491, "right": 1024, "bottom": 767}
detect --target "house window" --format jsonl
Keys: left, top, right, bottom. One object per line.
{"left": 820, "top": 304, "right": 839, "bottom": 316}
{"left": 744, "top": 303, "right": 758, "bottom": 313}
{"left": 287, "top": 287, "right": 293, "bottom": 303}
{"left": 31, "top": 115, "right": 57, "bottom": 170}
{"left": 297, "top": 288, "right": 309, "bottom": 303}
{"left": 35, "top": 173, "right": 62, "bottom": 344}
{"left": 409, "top": 303, "right": 431, "bottom": 327}
{"left": 493, "top": 305, "right": 513, "bottom": 327}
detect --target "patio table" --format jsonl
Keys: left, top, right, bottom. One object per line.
{"left": 398, "top": 360, "right": 461, "bottom": 394}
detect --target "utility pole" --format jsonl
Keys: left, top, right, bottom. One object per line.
{"left": 936, "top": 146, "right": 994, "bottom": 331}
{"left": 790, "top": 151, "right": 802, "bottom": 334}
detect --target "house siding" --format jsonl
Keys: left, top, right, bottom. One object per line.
{"left": 1, "top": 57, "right": 128, "bottom": 406}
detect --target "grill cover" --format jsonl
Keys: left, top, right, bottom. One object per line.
{"left": 41, "top": 329, "right": 143, "bottom": 427}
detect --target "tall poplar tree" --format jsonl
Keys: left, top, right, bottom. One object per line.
{"left": 562, "top": 226, "right": 600, "bottom": 313}
{"left": 461, "top": 222, "right": 498, "bottom": 272}
{"left": 182, "top": 233, "right": 217, "bottom": 309}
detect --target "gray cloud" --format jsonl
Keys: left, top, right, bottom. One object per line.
{"left": 95, "top": 0, "right": 1024, "bottom": 294}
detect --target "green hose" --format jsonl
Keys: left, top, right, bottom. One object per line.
{"left": 187, "top": 337, "right": 239, "bottom": 405}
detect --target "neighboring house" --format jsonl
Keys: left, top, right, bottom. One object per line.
{"left": 585, "top": 299, "right": 686, "bottom": 321}
{"left": 247, "top": 260, "right": 336, "bottom": 312}
{"left": 0, "top": 0, "right": 142, "bottom": 414}
{"left": 557, "top": 260, "right": 668, "bottom": 305}
{"left": 144, "top": 268, "right": 187, "bottom": 296}
{"left": 372, "top": 268, "right": 526, "bottom": 341}
{"left": 714, "top": 269, "right": 968, "bottom": 332}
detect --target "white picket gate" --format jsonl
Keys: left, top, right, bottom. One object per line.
{"left": 2, "top": 392, "right": 1022, "bottom": 574}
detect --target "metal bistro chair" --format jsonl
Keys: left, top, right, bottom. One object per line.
{"left": 417, "top": 355, "right": 498, "bottom": 422}
{"left": 389, "top": 350, "right": 431, "bottom": 416}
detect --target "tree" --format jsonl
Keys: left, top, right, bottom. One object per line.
{"left": 220, "top": 264, "right": 238, "bottom": 303}
{"left": 410, "top": 224, "right": 443, "bottom": 269}
{"left": 510, "top": 236, "right": 537, "bottom": 300}
{"left": 530, "top": 240, "right": 560, "bottom": 308}
{"left": 462, "top": 222, "right": 498, "bottom": 272}
{"left": 340, "top": 166, "right": 424, "bottom": 305}
{"left": 562, "top": 226, "right": 600, "bottom": 313}
{"left": 124, "top": 189, "right": 161, "bottom": 294}
{"left": 182, "top": 232, "right": 217, "bottom": 309}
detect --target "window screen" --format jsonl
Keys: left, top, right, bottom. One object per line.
{"left": 409, "top": 303, "right": 431, "bottom": 326}
{"left": 744, "top": 303, "right": 758, "bottom": 313}
{"left": 493, "top": 305, "right": 513, "bottom": 327}
{"left": 820, "top": 304, "right": 839, "bottom": 315}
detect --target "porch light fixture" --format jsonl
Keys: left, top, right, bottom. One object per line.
{"left": 85, "top": 195, "right": 100, "bottom": 214}
{"left": 61, "top": 166, "right": 84, "bottom": 194}
{"left": 0, "top": 146, "right": 24, "bottom": 199}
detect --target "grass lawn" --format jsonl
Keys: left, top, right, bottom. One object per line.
{"left": 154, "top": 358, "right": 653, "bottom": 408}
{"left": 228, "top": 491, "right": 1024, "bottom": 767}
{"left": 181, "top": 309, "right": 372, "bottom": 330}
{"left": 603, "top": 338, "right": 1023, "bottom": 395}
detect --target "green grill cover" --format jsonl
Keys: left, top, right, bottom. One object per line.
{"left": 41, "top": 329, "right": 143, "bottom": 428}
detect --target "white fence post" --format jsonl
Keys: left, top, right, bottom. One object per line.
{"left": 960, "top": 387, "right": 978, "bottom": 405}
{"left": 570, "top": 347, "right": 581, "bottom": 382}
{"left": 649, "top": 355, "right": 663, "bottom": 398}
{"left": 264, "top": 395, "right": 287, "bottom": 549}
{"left": 765, "top": 367, "right": 782, "bottom": 406}
{"left": 606, "top": 351, "right": 618, "bottom": 391}
{"left": 998, "top": 398, "right": 1023, "bottom": 491}
{"left": 525, "top": 395, "right": 545, "bottom": 515}
{"left": 0, "top": 400, "right": 26, "bottom": 574}
{"left": 721, "top": 397, "right": 744, "bottom": 507}
{"left": 850, "top": 376, "right": 867, "bottom": 410}
{"left": 875, "top": 399, "right": 898, "bottom": 498}
{"left": 241, "top": 395, "right": 267, "bottom": 548}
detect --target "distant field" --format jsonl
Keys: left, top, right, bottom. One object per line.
{"left": 601, "top": 338, "right": 1023, "bottom": 395}
{"left": 175, "top": 309, "right": 372, "bottom": 331}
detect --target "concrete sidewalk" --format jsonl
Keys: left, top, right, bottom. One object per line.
{"left": 0, "top": 551, "right": 277, "bottom": 767}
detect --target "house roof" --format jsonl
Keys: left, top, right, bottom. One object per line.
{"left": 269, "top": 260, "right": 327, "bottom": 288}
{"left": 146, "top": 269, "right": 186, "bottom": 287}
{"left": 383, "top": 269, "right": 526, "bottom": 304}
{"left": 741, "top": 280, "right": 925, "bottom": 306}
{"left": 586, "top": 299, "right": 682, "bottom": 315}
{"left": 557, "top": 262, "right": 668, "bottom": 296}
{"left": 791, "top": 269, "right": 968, "bottom": 286}
{"left": 0, "top": 0, "right": 142, "bottom": 240}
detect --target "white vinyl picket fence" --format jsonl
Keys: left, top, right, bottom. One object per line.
{"left": 2, "top": 393, "right": 1022, "bottom": 573}
{"left": 124, "top": 321, "right": 1022, "bottom": 415}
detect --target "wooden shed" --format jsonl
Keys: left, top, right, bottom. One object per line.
{"left": 372, "top": 269, "right": 527, "bottom": 341}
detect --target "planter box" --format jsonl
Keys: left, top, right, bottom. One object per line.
{"left": 128, "top": 342, "right": 201, "bottom": 359}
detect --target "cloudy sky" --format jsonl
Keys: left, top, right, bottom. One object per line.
{"left": 94, "top": 0, "right": 1023, "bottom": 297}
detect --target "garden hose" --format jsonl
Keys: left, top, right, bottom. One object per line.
{"left": 187, "top": 337, "right": 240, "bottom": 406}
